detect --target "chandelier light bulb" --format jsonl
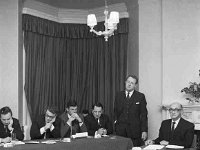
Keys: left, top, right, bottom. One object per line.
{"left": 86, "top": 1, "right": 119, "bottom": 41}
{"left": 87, "top": 14, "right": 97, "bottom": 27}
{"left": 109, "top": 11, "right": 119, "bottom": 24}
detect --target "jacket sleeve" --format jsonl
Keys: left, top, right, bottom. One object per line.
{"left": 79, "top": 114, "right": 87, "bottom": 132}
{"left": 140, "top": 93, "right": 148, "bottom": 132}
{"left": 114, "top": 92, "right": 120, "bottom": 121}
{"left": 154, "top": 121, "right": 164, "bottom": 144}
{"left": 13, "top": 119, "right": 24, "bottom": 141}
{"left": 30, "top": 120, "right": 43, "bottom": 140}
{"left": 51, "top": 117, "right": 61, "bottom": 138}
{"left": 183, "top": 123, "right": 194, "bottom": 148}
{"left": 60, "top": 118, "right": 70, "bottom": 138}
{"left": 84, "top": 116, "right": 96, "bottom": 136}
{"left": 105, "top": 115, "right": 113, "bottom": 135}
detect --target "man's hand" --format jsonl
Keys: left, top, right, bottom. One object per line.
{"left": 145, "top": 139, "right": 154, "bottom": 145}
{"left": 97, "top": 128, "right": 104, "bottom": 135}
{"left": 2, "top": 137, "right": 11, "bottom": 143}
{"left": 7, "top": 119, "right": 13, "bottom": 131}
{"left": 50, "top": 117, "right": 56, "bottom": 124}
{"left": 102, "top": 129, "right": 107, "bottom": 135}
{"left": 141, "top": 132, "right": 147, "bottom": 141}
{"left": 160, "top": 140, "right": 169, "bottom": 146}
{"left": 71, "top": 113, "right": 82, "bottom": 123}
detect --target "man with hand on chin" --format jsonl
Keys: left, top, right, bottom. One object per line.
{"left": 60, "top": 100, "right": 87, "bottom": 138}
{"left": 0, "top": 106, "right": 24, "bottom": 143}
{"left": 30, "top": 106, "right": 61, "bottom": 139}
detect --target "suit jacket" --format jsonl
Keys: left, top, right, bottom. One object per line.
{"left": 60, "top": 112, "right": 87, "bottom": 138}
{"left": 0, "top": 118, "right": 24, "bottom": 141}
{"left": 114, "top": 90, "right": 148, "bottom": 138}
{"left": 84, "top": 113, "right": 113, "bottom": 136}
{"left": 154, "top": 118, "right": 194, "bottom": 148}
{"left": 30, "top": 114, "right": 61, "bottom": 140}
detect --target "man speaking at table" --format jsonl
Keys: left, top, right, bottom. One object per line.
{"left": 60, "top": 100, "right": 87, "bottom": 138}
{"left": 114, "top": 75, "right": 148, "bottom": 146}
{"left": 85, "top": 102, "right": 113, "bottom": 137}
{"left": 0, "top": 106, "right": 24, "bottom": 143}
{"left": 30, "top": 106, "right": 61, "bottom": 139}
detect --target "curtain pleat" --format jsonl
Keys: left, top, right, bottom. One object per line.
{"left": 23, "top": 14, "right": 128, "bottom": 121}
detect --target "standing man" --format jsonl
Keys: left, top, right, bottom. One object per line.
{"left": 114, "top": 75, "right": 148, "bottom": 146}
{"left": 85, "top": 102, "right": 113, "bottom": 137}
{"left": 30, "top": 106, "right": 61, "bottom": 139}
{"left": 0, "top": 106, "right": 24, "bottom": 143}
{"left": 60, "top": 100, "right": 87, "bottom": 138}
{"left": 145, "top": 102, "right": 194, "bottom": 148}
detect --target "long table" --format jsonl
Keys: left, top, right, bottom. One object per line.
{"left": 0, "top": 135, "right": 133, "bottom": 150}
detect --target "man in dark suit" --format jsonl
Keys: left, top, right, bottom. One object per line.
{"left": 85, "top": 102, "right": 113, "bottom": 137}
{"left": 30, "top": 106, "right": 61, "bottom": 139}
{"left": 146, "top": 102, "right": 194, "bottom": 148}
{"left": 60, "top": 101, "right": 87, "bottom": 138}
{"left": 114, "top": 75, "right": 148, "bottom": 146}
{"left": 0, "top": 106, "right": 24, "bottom": 143}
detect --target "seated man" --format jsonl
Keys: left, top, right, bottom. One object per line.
{"left": 60, "top": 100, "right": 87, "bottom": 138}
{"left": 82, "top": 109, "right": 89, "bottom": 118}
{"left": 85, "top": 102, "right": 113, "bottom": 137}
{"left": 0, "top": 106, "right": 24, "bottom": 143}
{"left": 146, "top": 102, "right": 194, "bottom": 148}
{"left": 30, "top": 106, "right": 61, "bottom": 139}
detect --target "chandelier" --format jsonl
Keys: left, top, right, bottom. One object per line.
{"left": 87, "top": 0, "right": 119, "bottom": 41}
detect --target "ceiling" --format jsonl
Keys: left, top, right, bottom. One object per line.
{"left": 32, "top": 0, "right": 125, "bottom": 9}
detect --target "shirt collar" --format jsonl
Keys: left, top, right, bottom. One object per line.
{"left": 172, "top": 117, "right": 180, "bottom": 125}
{"left": 126, "top": 90, "right": 134, "bottom": 96}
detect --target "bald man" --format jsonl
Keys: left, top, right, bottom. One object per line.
{"left": 146, "top": 102, "right": 194, "bottom": 148}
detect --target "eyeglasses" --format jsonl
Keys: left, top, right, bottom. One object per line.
{"left": 45, "top": 113, "right": 55, "bottom": 119}
{"left": 169, "top": 108, "right": 181, "bottom": 113}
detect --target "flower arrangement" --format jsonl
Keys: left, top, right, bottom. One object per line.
{"left": 181, "top": 70, "right": 200, "bottom": 103}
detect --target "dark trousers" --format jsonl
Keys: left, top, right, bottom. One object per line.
{"left": 115, "top": 123, "right": 144, "bottom": 146}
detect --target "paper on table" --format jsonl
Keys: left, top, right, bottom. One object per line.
{"left": 166, "top": 145, "right": 184, "bottom": 149}
{"left": 71, "top": 132, "right": 88, "bottom": 139}
{"left": 143, "top": 144, "right": 164, "bottom": 150}
{"left": 25, "top": 140, "right": 40, "bottom": 144}
{"left": 41, "top": 140, "right": 56, "bottom": 144}
{"left": 12, "top": 141, "right": 25, "bottom": 145}
{"left": 132, "top": 147, "right": 142, "bottom": 150}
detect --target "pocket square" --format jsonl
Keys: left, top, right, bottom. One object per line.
{"left": 136, "top": 102, "right": 140, "bottom": 104}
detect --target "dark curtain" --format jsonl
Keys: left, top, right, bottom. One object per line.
{"left": 23, "top": 14, "right": 128, "bottom": 121}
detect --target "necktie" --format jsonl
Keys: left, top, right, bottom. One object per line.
{"left": 170, "top": 122, "right": 176, "bottom": 139}
{"left": 127, "top": 92, "right": 130, "bottom": 99}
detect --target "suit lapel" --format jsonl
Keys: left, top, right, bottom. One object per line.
{"left": 128, "top": 91, "right": 137, "bottom": 106}
{"left": 173, "top": 118, "right": 182, "bottom": 133}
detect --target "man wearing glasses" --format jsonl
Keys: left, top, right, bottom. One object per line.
{"left": 30, "top": 106, "right": 61, "bottom": 139}
{"left": 146, "top": 102, "right": 194, "bottom": 148}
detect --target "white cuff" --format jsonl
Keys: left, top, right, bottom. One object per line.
{"left": 66, "top": 121, "right": 71, "bottom": 126}
{"left": 50, "top": 124, "right": 55, "bottom": 131}
{"left": 79, "top": 122, "right": 83, "bottom": 126}
{"left": 40, "top": 127, "right": 46, "bottom": 135}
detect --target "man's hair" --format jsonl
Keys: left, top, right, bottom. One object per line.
{"left": 0, "top": 106, "right": 12, "bottom": 116}
{"left": 66, "top": 100, "right": 77, "bottom": 108}
{"left": 92, "top": 102, "right": 103, "bottom": 110}
{"left": 82, "top": 109, "right": 89, "bottom": 114}
{"left": 170, "top": 102, "right": 183, "bottom": 110}
{"left": 46, "top": 106, "right": 58, "bottom": 115}
{"left": 126, "top": 75, "right": 138, "bottom": 84}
